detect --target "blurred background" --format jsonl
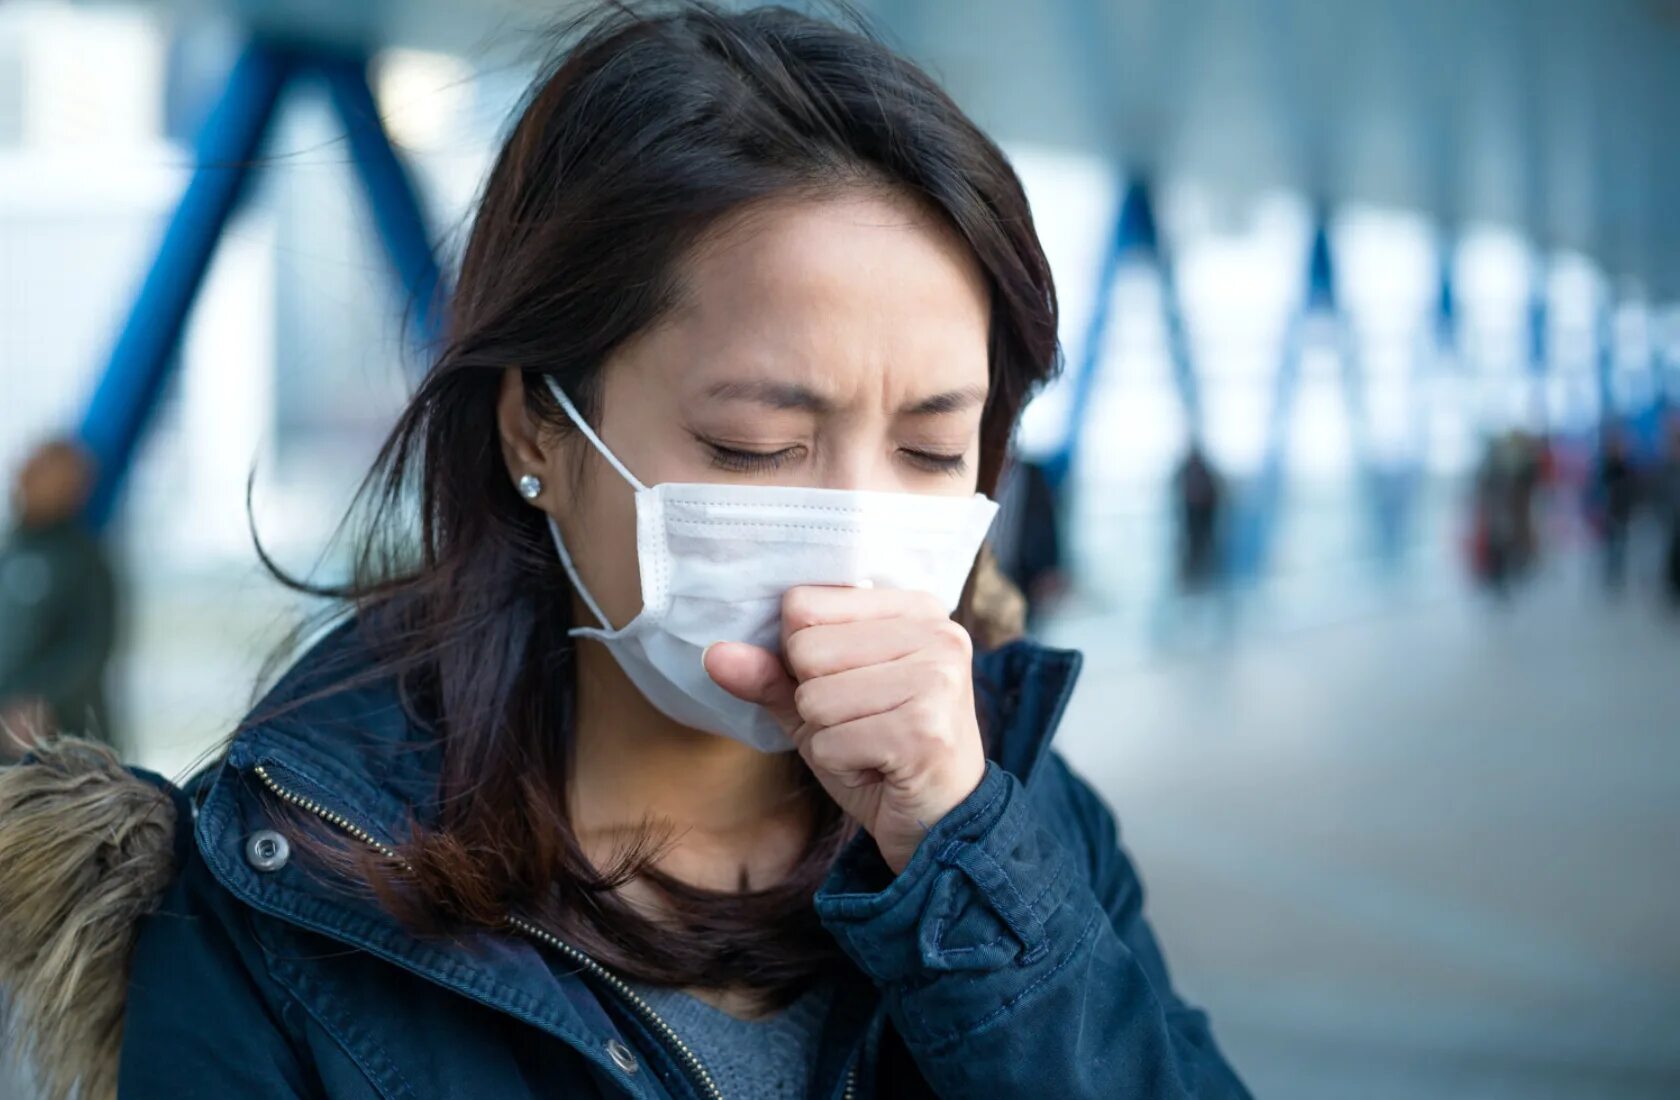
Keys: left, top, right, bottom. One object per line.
{"left": 1, "top": 0, "right": 1678, "bottom": 1096}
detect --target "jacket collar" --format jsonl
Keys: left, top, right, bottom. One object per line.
{"left": 215, "top": 616, "right": 1084, "bottom": 844}
{"left": 192, "top": 616, "right": 1082, "bottom": 1074}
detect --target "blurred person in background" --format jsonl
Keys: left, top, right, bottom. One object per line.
{"left": 1471, "top": 431, "right": 1541, "bottom": 595}
{"left": 1173, "top": 442, "right": 1224, "bottom": 593}
{"left": 1514, "top": 430, "right": 1548, "bottom": 570}
{"left": 0, "top": 6, "right": 1250, "bottom": 1100}
{"left": 1662, "top": 418, "right": 1680, "bottom": 608}
{"left": 0, "top": 438, "right": 118, "bottom": 763}
{"left": 1590, "top": 426, "right": 1638, "bottom": 594}
{"left": 990, "top": 455, "right": 1068, "bottom": 630}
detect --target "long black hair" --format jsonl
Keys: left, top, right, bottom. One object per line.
{"left": 252, "top": 1, "right": 1060, "bottom": 1003}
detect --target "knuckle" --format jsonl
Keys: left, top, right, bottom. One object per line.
{"left": 924, "top": 651, "right": 965, "bottom": 693}
{"left": 783, "top": 629, "right": 816, "bottom": 676}
{"left": 782, "top": 587, "right": 820, "bottom": 632}
{"left": 937, "top": 618, "right": 973, "bottom": 657}
{"left": 906, "top": 693, "right": 943, "bottom": 733}
{"left": 793, "top": 680, "right": 829, "bottom": 726}
{"left": 938, "top": 666, "right": 963, "bottom": 699}
{"left": 807, "top": 730, "right": 844, "bottom": 772}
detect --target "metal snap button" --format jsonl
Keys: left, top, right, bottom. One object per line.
{"left": 605, "top": 1038, "right": 639, "bottom": 1075}
{"left": 245, "top": 829, "right": 291, "bottom": 872}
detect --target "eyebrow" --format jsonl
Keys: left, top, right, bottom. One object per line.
{"left": 903, "top": 384, "right": 988, "bottom": 416}
{"left": 704, "top": 380, "right": 988, "bottom": 416}
{"left": 705, "top": 380, "right": 832, "bottom": 412}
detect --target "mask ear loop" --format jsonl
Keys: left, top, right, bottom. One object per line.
{"left": 538, "top": 373, "right": 646, "bottom": 631}
{"left": 542, "top": 374, "right": 647, "bottom": 492}
{"left": 545, "top": 516, "right": 613, "bottom": 632}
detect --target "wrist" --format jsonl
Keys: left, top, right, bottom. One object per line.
{"left": 880, "top": 754, "right": 987, "bottom": 874}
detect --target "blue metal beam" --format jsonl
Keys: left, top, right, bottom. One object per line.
{"left": 1525, "top": 260, "right": 1550, "bottom": 433}
{"left": 1657, "top": 307, "right": 1677, "bottom": 410}
{"left": 1042, "top": 179, "right": 1134, "bottom": 488}
{"left": 317, "top": 53, "right": 448, "bottom": 351}
{"left": 1434, "top": 238, "right": 1457, "bottom": 352}
{"left": 1305, "top": 215, "right": 1336, "bottom": 312}
{"left": 75, "top": 40, "right": 449, "bottom": 530}
{"left": 1409, "top": 233, "right": 1457, "bottom": 464}
{"left": 1235, "top": 215, "right": 1333, "bottom": 577}
{"left": 1239, "top": 207, "right": 1398, "bottom": 575}
{"left": 1159, "top": 241, "right": 1203, "bottom": 445}
{"left": 77, "top": 41, "right": 292, "bottom": 528}
{"left": 1595, "top": 299, "right": 1617, "bottom": 434}
{"left": 1045, "top": 178, "right": 1197, "bottom": 488}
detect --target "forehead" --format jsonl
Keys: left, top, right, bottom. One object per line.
{"left": 640, "top": 190, "right": 991, "bottom": 400}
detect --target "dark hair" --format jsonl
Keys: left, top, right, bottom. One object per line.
{"left": 251, "top": 0, "right": 1058, "bottom": 1003}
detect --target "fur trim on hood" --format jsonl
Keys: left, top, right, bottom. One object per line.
{"left": 0, "top": 736, "right": 181, "bottom": 1100}
{"left": 969, "top": 544, "right": 1027, "bottom": 650}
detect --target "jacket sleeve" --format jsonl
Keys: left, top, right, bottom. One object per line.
{"left": 118, "top": 818, "right": 322, "bottom": 1098}
{"left": 814, "top": 755, "right": 1252, "bottom": 1099}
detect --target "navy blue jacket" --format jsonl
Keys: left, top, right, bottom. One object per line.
{"left": 116, "top": 620, "right": 1251, "bottom": 1099}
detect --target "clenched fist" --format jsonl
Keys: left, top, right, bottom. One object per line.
{"left": 703, "top": 585, "right": 986, "bottom": 874}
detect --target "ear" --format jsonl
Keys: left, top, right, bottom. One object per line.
{"left": 496, "top": 368, "right": 550, "bottom": 489}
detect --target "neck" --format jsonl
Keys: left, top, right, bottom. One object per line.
{"left": 567, "top": 639, "right": 808, "bottom": 852}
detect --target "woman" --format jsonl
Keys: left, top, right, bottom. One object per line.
{"left": 0, "top": 5, "right": 1250, "bottom": 1098}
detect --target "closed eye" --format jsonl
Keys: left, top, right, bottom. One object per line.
{"left": 901, "top": 449, "right": 967, "bottom": 475}
{"left": 702, "top": 440, "right": 966, "bottom": 476}
{"left": 705, "top": 442, "right": 804, "bottom": 473}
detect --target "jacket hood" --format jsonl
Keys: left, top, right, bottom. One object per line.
{"left": 0, "top": 737, "right": 187, "bottom": 1100}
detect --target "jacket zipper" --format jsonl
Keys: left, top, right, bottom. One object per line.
{"left": 251, "top": 765, "right": 858, "bottom": 1100}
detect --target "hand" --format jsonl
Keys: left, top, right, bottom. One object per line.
{"left": 704, "top": 586, "right": 986, "bottom": 874}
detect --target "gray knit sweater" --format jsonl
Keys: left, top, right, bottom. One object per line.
{"left": 626, "top": 980, "right": 835, "bottom": 1099}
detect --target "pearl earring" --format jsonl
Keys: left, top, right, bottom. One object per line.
{"left": 518, "top": 474, "right": 543, "bottom": 501}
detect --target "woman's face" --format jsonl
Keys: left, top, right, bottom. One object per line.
{"left": 504, "top": 189, "right": 992, "bottom": 630}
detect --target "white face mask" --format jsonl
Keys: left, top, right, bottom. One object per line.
{"left": 541, "top": 376, "right": 999, "bottom": 752}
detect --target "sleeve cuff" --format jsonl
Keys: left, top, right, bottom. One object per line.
{"left": 815, "top": 762, "right": 1068, "bottom": 984}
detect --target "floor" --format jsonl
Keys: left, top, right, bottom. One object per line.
{"left": 1046, "top": 560, "right": 1680, "bottom": 1098}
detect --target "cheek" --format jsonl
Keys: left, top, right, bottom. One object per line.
{"left": 554, "top": 456, "right": 646, "bottom": 628}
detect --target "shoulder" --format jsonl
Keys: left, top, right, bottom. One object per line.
{"left": 120, "top": 795, "right": 339, "bottom": 1099}
{"left": 224, "top": 612, "right": 440, "bottom": 822}
{"left": 122, "top": 793, "right": 308, "bottom": 1036}
{"left": 0, "top": 738, "right": 209, "bottom": 1096}
{"left": 119, "top": 754, "right": 330, "bottom": 1092}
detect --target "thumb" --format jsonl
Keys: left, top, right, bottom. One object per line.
{"left": 702, "top": 642, "right": 800, "bottom": 730}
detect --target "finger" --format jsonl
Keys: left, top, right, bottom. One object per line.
{"left": 791, "top": 658, "right": 921, "bottom": 730}
{"left": 702, "top": 641, "right": 800, "bottom": 729}
{"left": 781, "top": 585, "right": 948, "bottom": 647}
{"left": 783, "top": 617, "right": 928, "bottom": 681}
{"left": 798, "top": 708, "right": 920, "bottom": 785}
